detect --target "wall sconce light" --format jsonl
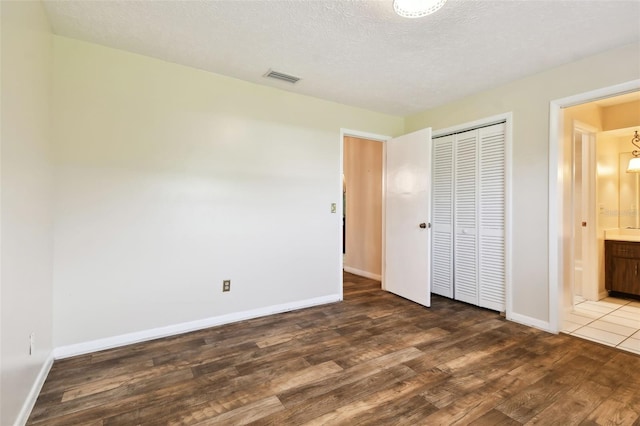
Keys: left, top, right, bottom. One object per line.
{"left": 627, "top": 131, "right": 640, "bottom": 173}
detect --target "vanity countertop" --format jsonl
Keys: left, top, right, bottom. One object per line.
{"left": 605, "top": 229, "right": 640, "bottom": 243}
{"left": 605, "top": 234, "right": 640, "bottom": 243}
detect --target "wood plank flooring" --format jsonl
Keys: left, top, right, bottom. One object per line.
{"left": 28, "top": 273, "right": 640, "bottom": 425}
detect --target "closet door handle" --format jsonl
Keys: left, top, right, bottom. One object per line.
{"left": 419, "top": 223, "right": 427, "bottom": 229}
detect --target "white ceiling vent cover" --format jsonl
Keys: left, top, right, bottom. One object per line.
{"left": 263, "top": 69, "right": 301, "bottom": 84}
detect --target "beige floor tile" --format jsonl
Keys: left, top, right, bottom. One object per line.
{"left": 571, "top": 309, "right": 602, "bottom": 320}
{"left": 618, "top": 305, "right": 640, "bottom": 315}
{"left": 601, "top": 297, "right": 630, "bottom": 306}
{"left": 618, "top": 337, "right": 640, "bottom": 355}
{"left": 607, "top": 309, "right": 640, "bottom": 323}
{"left": 565, "top": 312, "right": 595, "bottom": 325}
{"left": 578, "top": 301, "right": 616, "bottom": 314}
{"left": 572, "top": 326, "right": 627, "bottom": 347}
{"left": 600, "top": 314, "right": 640, "bottom": 329}
{"left": 588, "top": 319, "right": 637, "bottom": 337}
{"left": 561, "top": 320, "right": 583, "bottom": 333}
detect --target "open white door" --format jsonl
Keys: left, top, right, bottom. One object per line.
{"left": 384, "top": 128, "right": 432, "bottom": 307}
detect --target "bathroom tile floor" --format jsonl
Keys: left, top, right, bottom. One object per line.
{"left": 562, "top": 296, "right": 640, "bottom": 355}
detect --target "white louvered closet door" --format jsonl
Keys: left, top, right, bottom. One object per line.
{"left": 454, "top": 130, "right": 479, "bottom": 306}
{"left": 431, "top": 135, "right": 453, "bottom": 298}
{"left": 478, "top": 123, "right": 506, "bottom": 311}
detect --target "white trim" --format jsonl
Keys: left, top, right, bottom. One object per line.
{"left": 509, "top": 312, "right": 552, "bottom": 333}
{"left": 53, "top": 294, "right": 340, "bottom": 359}
{"left": 504, "top": 114, "right": 514, "bottom": 320}
{"left": 381, "top": 142, "right": 387, "bottom": 291}
{"left": 340, "top": 129, "right": 390, "bottom": 143}
{"left": 548, "top": 79, "right": 640, "bottom": 334}
{"left": 15, "top": 353, "right": 54, "bottom": 426}
{"left": 432, "top": 112, "right": 513, "bottom": 318}
{"left": 572, "top": 121, "right": 599, "bottom": 303}
{"left": 432, "top": 112, "right": 510, "bottom": 138}
{"left": 343, "top": 266, "right": 382, "bottom": 282}
{"left": 598, "top": 290, "right": 609, "bottom": 300}
{"left": 549, "top": 100, "right": 562, "bottom": 333}
{"left": 339, "top": 130, "right": 345, "bottom": 300}
{"left": 340, "top": 128, "right": 391, "bottom": 292}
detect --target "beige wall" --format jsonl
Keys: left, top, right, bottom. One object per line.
{"left": 406, "top": 43, "right": 640, "bottom": 326}
{"left": 51, "top": 36, "right": 403, "bottom": 348}
{"left": 603, "top": 100, "right": 640, "bottom": 131}
{"left": 3, "top": 10, "right": 640, "bottom": 420}
{"left": 343, "top": 137, "right": 383, "bottom": 278}
{"left": 0, "top": 1, "right": 54, "bottom": 425}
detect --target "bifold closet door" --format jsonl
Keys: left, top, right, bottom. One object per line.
{"left": 431, "top": 135, "right": 453, "bottom": 298}
{"left": 478, "top": 123, "right": 506, "bottom": 311}
{"left": 431, "top": 122, "right": 506, "bottom": 312}
{"left": 453, "top": 129, "right": 479, "bottom": 305}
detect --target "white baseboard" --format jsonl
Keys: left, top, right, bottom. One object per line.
{"left": 15, "top": 352, "right": 54, "bottom": 426}
{"left": 343, "top": 266, "right": 381, "bottom": 282}
{"left": 53, "top": 294, "right": 341, "bottom": 359}
{"left": 507, "top": 312, "right": 552, "bottom": 333}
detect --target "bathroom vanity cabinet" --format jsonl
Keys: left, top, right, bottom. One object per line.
{"left": 605, "top": 239, "right": 640, "bottom": 297}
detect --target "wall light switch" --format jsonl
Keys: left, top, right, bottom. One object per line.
{"left": 331, "top": 203, "right": 337, "bottom": 213}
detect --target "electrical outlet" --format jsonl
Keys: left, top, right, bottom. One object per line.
{"left": 29, "top": 333, "right": 35, "bottom": 355}
{"left": 223, "top": 280, "right": 231, "bottom": 292}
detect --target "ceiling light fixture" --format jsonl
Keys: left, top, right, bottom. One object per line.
{"left": 393, "top": 0, "right": 447, "bottom": 18}
{"left": 627, "top": 130, "right": 640, "bottom": 173}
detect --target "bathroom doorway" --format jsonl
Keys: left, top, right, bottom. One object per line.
{"left": 554, "top": 88, "right": 640, "bottom": 354}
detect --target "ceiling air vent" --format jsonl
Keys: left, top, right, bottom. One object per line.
{"left": 264, "top": 69, "right": 301, "bottom": 84}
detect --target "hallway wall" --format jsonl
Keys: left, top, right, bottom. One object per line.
{"left": 343, "top": 136, "right": 383, "bottom": 280}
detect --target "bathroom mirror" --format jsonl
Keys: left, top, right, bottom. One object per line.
{"left": 619, "top": 152, "right": 640, "bottom": 228}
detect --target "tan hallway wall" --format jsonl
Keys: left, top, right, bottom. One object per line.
{"left": 343, "top": 137, "right": 383, "bottom": 279}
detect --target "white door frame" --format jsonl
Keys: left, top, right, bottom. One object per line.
{"left": 432, "top": 112, "right": 513, "bottom": 317}
{"left": 548, "top": 79, "right": 640, "bottom": 333}
{"left": 571, "top": 121, "right": 598, "bottom": 306}
{"left": 339, "top": 129, "right": 390, "bottom": 300}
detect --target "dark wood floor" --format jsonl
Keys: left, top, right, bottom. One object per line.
{"left": 29, "top": 273, "right": 640, "bottom": 425}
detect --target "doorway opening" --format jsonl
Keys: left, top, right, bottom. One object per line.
{"left": 338, "top": 129, "right": 389, "bottom": 300}
{"left": 550, "top": 81, "right": 640, "bottom": 353}
{"left": 342, "top": 135, "right": 384, "bottom": 282}
{"left": 339, "top": 127, "right": 433, "bottom": 308}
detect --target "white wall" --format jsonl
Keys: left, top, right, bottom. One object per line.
{"left": 51, "top": 36, "right": 403, "bottom": 348}
{"left": 405, "top": 43, "right": 640, "bottom": 327}
{"left": 0, "top": 1, "right": 54, "bottom": 425}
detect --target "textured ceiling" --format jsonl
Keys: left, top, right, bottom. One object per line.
{"left": 43, "top": 0, "right": 640, "bottom": 116}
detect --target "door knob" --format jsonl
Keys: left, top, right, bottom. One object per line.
{"left": 419, "top": 223, "right": 427, "bottom": 229}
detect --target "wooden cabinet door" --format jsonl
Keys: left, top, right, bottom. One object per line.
{"left": 611, "top": 257, "right": 640, "bottom": 294}
{"left": 611, "top": 257, "right": 638, "bottom": 292}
